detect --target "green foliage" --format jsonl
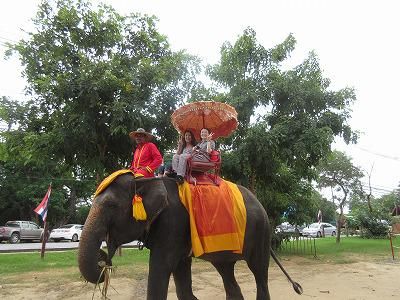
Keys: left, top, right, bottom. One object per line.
{"left": 317, "top": 151, "right": 363, "bottom": 209}
{"left": 359, "top": 219, "right": 389, "bottom": 238}
{"left": 0, "top": 0, "right": 199, "bottom": 224}
{"left": 212, "top": 28, "right": 358, "bottom": 225}
{"left": 317, "top": 150, "right": 364, "bottom": 242}
{"left": 349, "top": 194, "right": 393, "bottom": 238}
{"left": 344, "top": 214, "right": 359, "bottom": 230}
{"left": 74, "top": 204, "right": 91, "bottom": 224}
{"left": 374, "top": 191, "right": 400, "bottom": 216}
{"left": 0, "top": 3, "right": 361, "bottom": 229}
{"left": 6, "top": 0, "right": 199, "bottom": 179}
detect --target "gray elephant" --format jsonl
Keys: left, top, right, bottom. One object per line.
{"left": 78, "top": 174, "right": 301, "bottom": 300}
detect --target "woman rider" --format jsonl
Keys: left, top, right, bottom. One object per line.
{"left": 175, "top": 128, "right": 215, "bottom": 184}
{"left": 172, "top": 130, "right": 197, "bottom": 183}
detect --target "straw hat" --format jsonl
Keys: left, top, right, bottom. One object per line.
{"left": 129, "top": 128, "right": 153, "bottom": 141}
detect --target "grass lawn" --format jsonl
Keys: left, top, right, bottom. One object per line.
{"left": 279, "top": 235, "right": 399, "bottom": 263}
{"left": 0, "top": 248, "right": 150, "bottom": 276}
{"left": 0, "top": 236, "right": 398, "bottom": 279}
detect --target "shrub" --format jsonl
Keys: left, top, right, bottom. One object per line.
{"left": 357, "top": 214, "right": 389, "bottom": 238}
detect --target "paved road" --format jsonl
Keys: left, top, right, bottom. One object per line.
{"left": 0, "top": 240, "right": 139, "bottom": 253}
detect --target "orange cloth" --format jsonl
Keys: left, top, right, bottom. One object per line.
{"left": 130, "top": 142, "right": 162, "bottom": 178}
{"left": 178, "top": 180, "right": 246, "bottom": 257}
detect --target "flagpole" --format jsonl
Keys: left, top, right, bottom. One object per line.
{"left": 38, "top": 182, "right": 51, "bottom": 259}
{"left": 40, "top": 221, "right": 48, "bottom": 259}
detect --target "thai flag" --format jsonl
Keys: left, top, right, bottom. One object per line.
{"left": 34, "top": 185, "right": 51, "bottom": 222}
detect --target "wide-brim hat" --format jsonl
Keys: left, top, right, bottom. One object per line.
{"left": 129, "top": 128, "right": 153, "bottom": 141}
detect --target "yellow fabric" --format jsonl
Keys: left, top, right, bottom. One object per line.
{"left": 94, "top": 169, "right": 134, "bottom": 197}
{"left": 178, "top": 180, "right": 246, "bottom": 257}
{"left": 132, "top": 195, "right": 147, "bottom": 220}
{"left": 225, "top": 180, "right": 246, "bottom": 253}
{"left": 94, "top": 169, "right": 148, "bottom": 221}
{"left": 134, "top": 144, "right": 146, "bottom": 168}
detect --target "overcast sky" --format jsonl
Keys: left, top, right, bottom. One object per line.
{"left": 1, "top": 0, "right": 399, "bottom": 197}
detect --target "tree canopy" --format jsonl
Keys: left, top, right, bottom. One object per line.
{"left": 317, "top": 150, "right": 364, "bottom": 242}
{"left": 0, "top": 2, "right": 367, "bottom": 229}
{"left": 0, "top": 0, "right": 199, "bottom": 224}
{"left": 208, "top": 28, "right": 358, "bottom": 224}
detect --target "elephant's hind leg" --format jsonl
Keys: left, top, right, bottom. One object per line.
{"left": 246, "top": 252, "right": 270, "bottom": 300}
{"left": 211, "top": 261, "right": 244, "bottom": 300}
{"left": 172, "top": 256, "right": 198, "bottom": 300}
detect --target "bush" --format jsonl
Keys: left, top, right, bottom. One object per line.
{"left": 358, "top": 216, "right": 389, "bottom": 238}
{"left": 349, "top": 208, "right": 390, "bottom": 238}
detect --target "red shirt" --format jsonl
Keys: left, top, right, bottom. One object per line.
{"left": 130, "top": 142, "right": 162, "bottom": 178}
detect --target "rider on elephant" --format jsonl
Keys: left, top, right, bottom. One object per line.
{"left": 129, "top": 128, "right": 162, "bottom": 178}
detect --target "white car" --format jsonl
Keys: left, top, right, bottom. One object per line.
{"left": 302, "top": 222, "right": 336, "bottom": 238}
{"left": 49, "top": 224, "right": 83, "bottom": 242}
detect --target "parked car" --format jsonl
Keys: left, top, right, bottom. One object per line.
{"left": 49, "top": 224, "right": 83, "bottom": 242}
{"left": 302, "top": 222, "right": 337, "bottom": 238}
{"left": 0, "top": 221, "right": 44, "bottom": 243}
{"left": 275, "top": 222, "right": 305, "bottom": 235}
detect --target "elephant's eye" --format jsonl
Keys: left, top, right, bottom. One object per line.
{"left": 104, "top": 199, "right": 118, "bottom": 209}
{"left": 95, "top": 195, "right": 118, "bottom": 208}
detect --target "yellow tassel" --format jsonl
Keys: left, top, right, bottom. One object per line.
{"left": 132, "top": 194, "right": 147, "bottom": 220}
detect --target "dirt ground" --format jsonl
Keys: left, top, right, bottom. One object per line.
{"left": 1, "top": 256, "right": 400, "bottom": 299}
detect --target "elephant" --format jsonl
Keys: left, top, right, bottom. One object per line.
{"left": 78, "top": 174, "right": 301, "bottom": 300}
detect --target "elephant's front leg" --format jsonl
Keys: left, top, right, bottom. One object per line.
{"left": 173, "top": 256, "right": 198, "bottom": 300}
{"left": 147, "top": 249, "right": 174, "bottom": 300}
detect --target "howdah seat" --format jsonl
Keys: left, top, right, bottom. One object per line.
{"left": 185, "top": 150, "right": 221, "bottom": 184}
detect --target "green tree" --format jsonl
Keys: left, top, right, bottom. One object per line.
{"left": 311, "top": 192, "right": 337, "bottom": 224}
{"left": 6, "top": 0, "right": 199, "bottom": 181}
{"left": 349, "top": 188, "right": 398, "bottom": 238}
{"left": 209, "top": 28, "right": 357, "bottom": 225}
{"left": 0, "top": 97, "right": 96, "bottom": 225}
{"left": 1, "top": 0, "right": 199, "bottom": 223}
{"left": 317, "top": 150, "right": 364, "bottom": 242}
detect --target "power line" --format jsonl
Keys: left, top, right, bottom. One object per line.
{"left": 0, "top": 174, "right": 97, "bottom": 183}
{"left": 360, "top": 185, "right": 392, "bottom": 193}
{"left": 356, "top": 146, "right": 400, "bottom": 162}
{"left": 359, "top": 181, "right": 396, "bottom": 192}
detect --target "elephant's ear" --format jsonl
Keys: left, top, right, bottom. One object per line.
{"left": 134, "top": 178, "right": 169, "bottom": 224}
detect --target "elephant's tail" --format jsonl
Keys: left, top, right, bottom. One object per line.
{"left": 270, "top": 249, "right": 303, "bottom": 295}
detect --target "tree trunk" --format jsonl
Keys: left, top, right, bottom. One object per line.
{"left": 336, "top": 206, "right": 344, "bottom": 243}
{"left": 249, "top": 170, "right": 256, "bottom": 194}
{"left": 68, "top": 186, "right": 77, "bottom": 221}
{"left": 96, "top": 141, "right": 107, "bottom": 184}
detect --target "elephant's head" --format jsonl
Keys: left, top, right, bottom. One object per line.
{"left": 78, "top": 174, "right": 169, "bottom": 283}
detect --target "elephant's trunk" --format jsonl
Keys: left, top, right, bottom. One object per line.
{"left": 78, "top": 205, "right": 110, "bottom": 284}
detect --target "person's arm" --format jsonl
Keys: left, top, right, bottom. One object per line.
{"left": 147, "top": 143, "right": 163, "bottom": 173}
{"left": 206, "top": 133, "right": 215, "bottom": 153}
